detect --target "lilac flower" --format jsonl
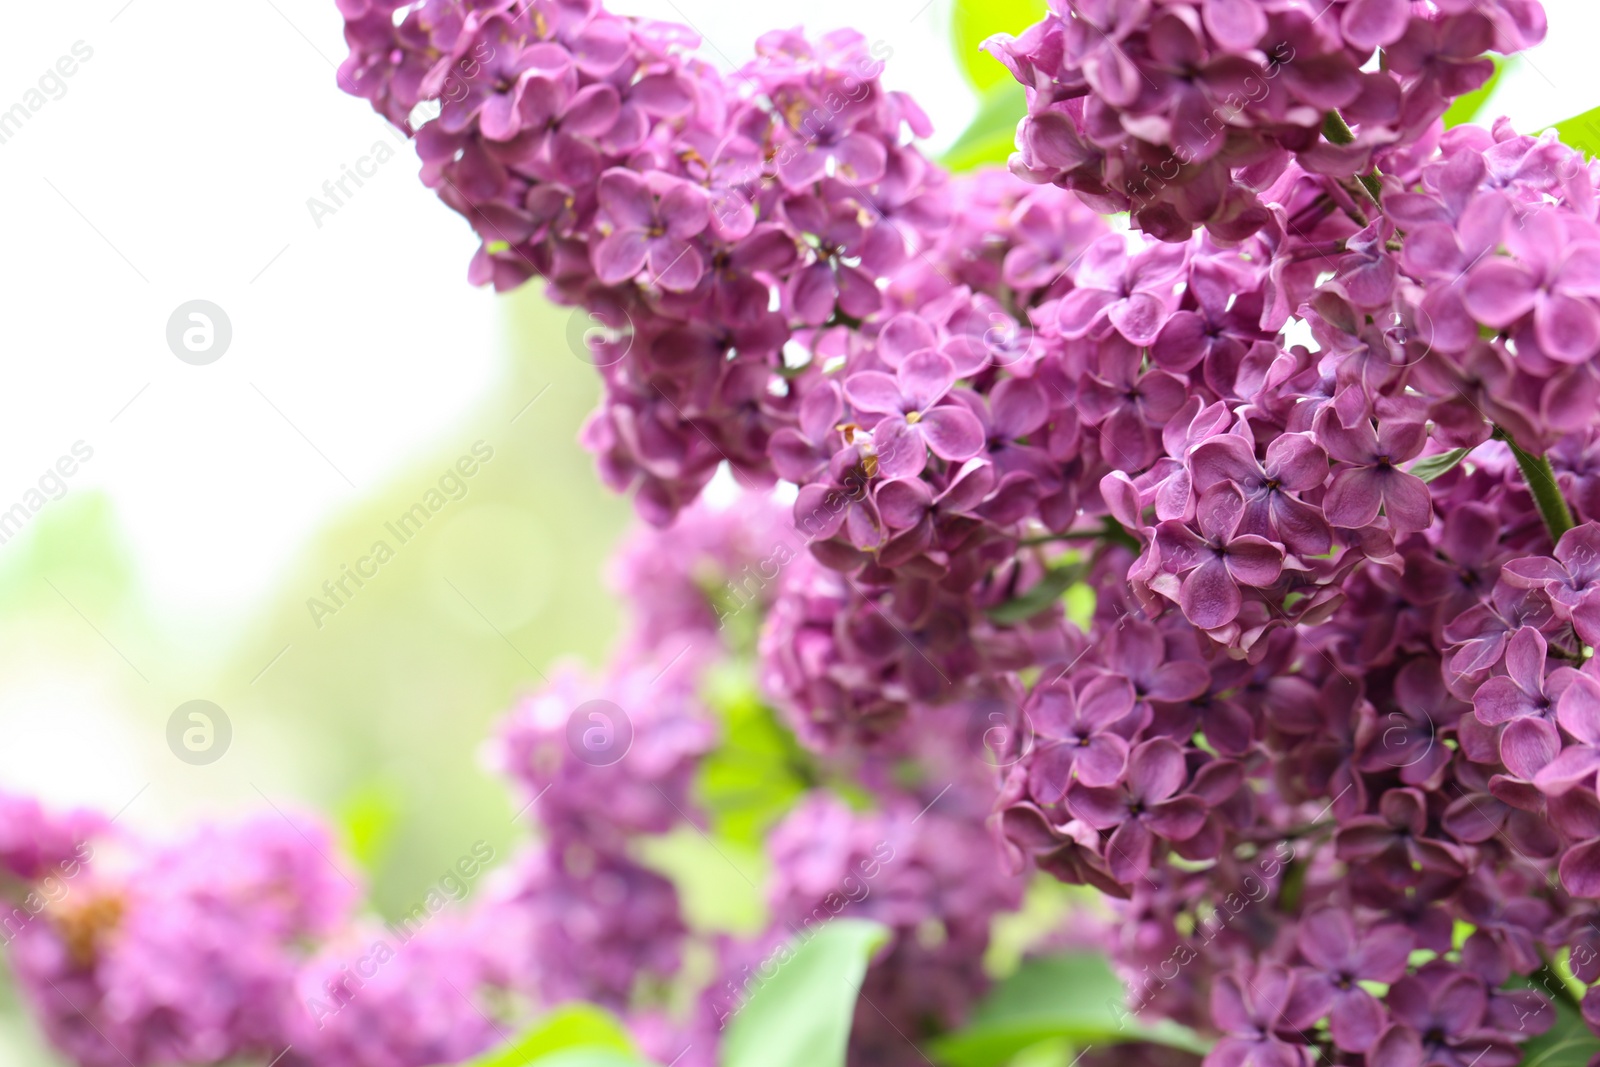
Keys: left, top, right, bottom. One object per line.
{"left": 1154, "top": 484, "right": 1285, "bottom": 630}
{"left": 1533, "top": 670, "right": 1600, "bottom": 796}
{"left": 292, "top": 923, "right": 501, "bottom": 1067}
{"left": 1355, "top": 657, "right": 1465, "bottom": 787}
{"left": 1131, "top": 10, "right": 1264, "bottom": 162}
{"left": 1056, "top": 235, "right": 1188, "bottom": 347}
{"left": 1385, "top": 13, "right": 1500, "bottom": 129}
{"left": 591, "top": 169, "right": 712, "bottom": 292}
{"left": 9, "top": 815, "right": 357, "bottom": 1067}
{"left": 1287, "top": 910, "right": 1413, "bottom": 1052}
{"left": 486, "top": 848, "right": 686, "bottom": 1008}
{"left": 844, "top": 350, "right": 986, "bottom": 479}
{"left": 1463, "top": 209, "right": 1600, "bottom": 363}
{"left": 1335, "top": 787, "right": 1466, "bottom": 888}
{"left": 1551, "top": 788, "right": 1600, "bottom": 897}
{"left": 1471, "top": 626, "right": 1553, "bottom": 725}
{"left": 1502, "top": 521, "right": 1600, "bottom": 644}
{"left": 1079, "top": 335, "right": 1189, "bottom": 470}
{"left": 1104, "top": 620, "right": 1211, "bottom": 713}
{"left": 1400, "top": 502, "right": 1506, "bottom": 623}
{"left": 1025, "top": 674, "right": 1137, "bottom": 803}
{"left": 1000, "top": 188, "right": 1104, "bottom": 293}
{"left": 1371, "top": 965, "right": 1518, "bottom": 1067}
{"left": 1443, "top": 579, "right": 1558, "bottom": 678}
{"left": 1152, "top": 257, "right": 1271, "bottom": 375}
{"left": 1316, "top": 412, "right": 1434, "bottom": 535}
{"left": 1190, "top": 430, "right": 1331, "bottom": 556}
{"left": 792, "top": 444, "right": 885, "bottom": 553}
{"left": 1067, "top": 738, "right": 1207, "bottom": 883}
{"left": 768, "top": 380, "right": 845, "bottom": 483}
{"left": 874, "top": 461, "right": 996, "bottom": 567}
{"left": 1206, "top": 965, "right": 1316, "bottom": 1067}
{"left": 773, "top": 108, "right": 888, "bottom": 190}
{"left": 495, "top": 660, "right": 716, "bottom": 848}
{"left": 0, "top": 792, "right": 101, "bottom": 883}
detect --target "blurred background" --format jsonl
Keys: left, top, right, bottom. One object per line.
{"left": 1, "top": 0, "right": 1597, "bottom": 1060}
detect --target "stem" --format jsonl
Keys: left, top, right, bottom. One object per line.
{"left": 1020, "top": 521, "right": 1141, "bottom": 553}
{"left": 1497, "top": 429, "right": 1575, "bottom": 543}
{"left": 1019, "top": 525, "right": 1124, "bottom": 546}
{"left": 1321, "top": 111, "right": 1385, "bottom": 206}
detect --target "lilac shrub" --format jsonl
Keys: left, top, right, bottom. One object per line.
{"left": 11, "top": 0, "right": 1600, "bottom": 1065}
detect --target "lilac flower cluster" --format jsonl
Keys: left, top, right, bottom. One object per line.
{"left": 987, "top": 0, "right": 1548, "bottom": 241}
{"left": 5, "top": 812, "right": 357, "bottom": 1067}
{"left": 17, "top": 0, "right": 1600, "bottom": 1064}
{"left": 338, "top": 0, "right": 954, "bottom": 523}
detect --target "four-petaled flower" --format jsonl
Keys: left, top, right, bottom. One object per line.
{"left": 1025, "top": 674, "right": 1137, "bottom": 804}
{"left": 1316, "top": 412, "right": 1434, "bottom": 535}
{"left": 592, "top": 168, "right": 711, "bottom": 292}
{"left": 844, "top": 350, "right": 986, "bottom": 480}
{"left": 1066, "top": 737, "right": 1207, "bottom": 883}
{"left": 1155, "top": 484, "right": 1285, "bottom": 630}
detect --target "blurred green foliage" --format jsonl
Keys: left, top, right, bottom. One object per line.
{"left": 214, "top": 287, "right": 632, "bottom": 918}
{"left": 0, "top": 288, "right": 631, "bottom": 1064}
{"left": 949, "top": 0, "right": 1045, "bottom": 93}
{"left": 463, "top": 1004, "right": 637, "bottom": 1067}
{"left": 941, "top": 0, "right": 1042, "bottom": 173}
{"left": 942, "top": 84, "right": 1027, "bottom": 173}
{"left": 930, "top": 953, "right": 1209, "bottom": 1067}
{"left": 1555, "top": 103, "right": 1600, "bottom": 158}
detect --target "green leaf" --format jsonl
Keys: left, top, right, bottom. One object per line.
{"left": 721, "top": 918, "right": 891, "bottom": 1067}
{"left": 929, "top": 953, "right": 1211, "bottom": 1067}
{"left": 942, "top": 83, "right": 1026, "bottom": 174}
{"left": 1407, "top": 447, "right": 1472, "bottom": 483}
{"left": 1554, "top": 105, "right": 1600, "bottom": 159}
{"left": 1519, "top": 994, "right": 1600, "bottom": 1067}
{"left": 464, "top": 1004, "right": 637, "bottom": 1067}
{"left": 696, "top": 666, "right": 813, "bottom": 849}
{"left": 987, "top": 563, "right": 1080, "bottom": 625}
{"left": 1443, "top": 56, "right": 1510, "bottom": 128}
{"left": 950, "top": 0, "right": 1046, "bottom": 93}
{"left": 335, "top": 779, "right": 402, "bottom": 872}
